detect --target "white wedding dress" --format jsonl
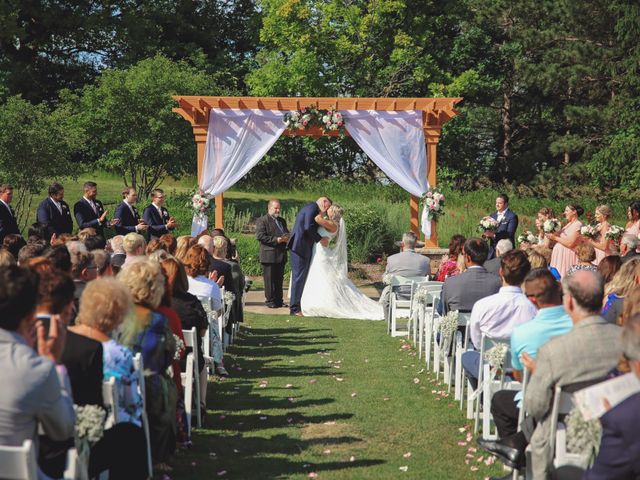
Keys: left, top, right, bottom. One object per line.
{"left": 300, "top": 219, "right": 384, "bottom": 320}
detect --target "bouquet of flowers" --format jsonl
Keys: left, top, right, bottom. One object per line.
{"left": 75, "top": 404, "right": 106, "bottom": 446}
{"left": 517, "top": 230, "right": 538, "bottom": 245}
{"left": 566, "top": 407, "right": 601, "bottom": 460}
{"left": 439, "top": 310, "right": 459, "bottom": 339}
{"left": 604, "top": 224, "right": 625, "bottom": 242}
{"left": 190, "top": 191, "right": 213, "bottom": 218}
{"left": 580, "top": 224, "right": 599, "bottom": 239}
{"left": 421, "top": 188, "right": 445, "bottom": 221}
{"left": 543, "top": 218, "right": 562, "bottom": 233}
{"left": 321, "top": 107, "right": 346, "bottom": 136}
{"left": 477, "top": 216, "right": 498, "bottom": 234}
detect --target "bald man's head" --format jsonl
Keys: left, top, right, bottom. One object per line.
{"left": 562, "top": 270, "right": 604, "bottom": 316}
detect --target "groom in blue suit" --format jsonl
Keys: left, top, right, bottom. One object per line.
{"left": 287, "top": 197, "right": 332, "bottom": 316}
{"left": 487, "top": 193, "right": 518, "bottom": 259}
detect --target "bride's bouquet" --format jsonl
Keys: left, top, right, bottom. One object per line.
{"left": 477, "top": 216, "right": 498, "bottom": 234}
{"left": 421, "top": 188, "right": 445, "bottom": 221}
{"left": 604, "top": 224, "right": 625, "bottom": 242}
{"left": 580, "top": 224, "right": 599, "bottom": 239}
{"left": 517, "top": 230, "right": 538, "bottom": 245}
{"left": 543, "top": 218, "right": 562, "bottom": 233}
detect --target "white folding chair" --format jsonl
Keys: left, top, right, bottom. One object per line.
{"left": 0, "top": 439, "right": 38, "bottom": 480}
{"left": 389, "top": 275, "right": 428, "bottom": 337}
{"left": 199, "top": 297, "right": 220, "bottom": 374}
{"left": 181, "top": 327, "right": 202, "bottom": 433}
{"left": 221, "top": 287, "right": 234, "bottom": 349}
{"left": 424, "top": 289, "right": 442, "bottom": 370}
{"left": 102, "top": 377, "right": 119, "bottom": 430}
{"left": 454, "top": 312, "right": 472, "bottom": 402}
{"left": 413, "top": 282, "right": 443, "bottom": 356}
{"left": 132, "top": 353, "right": 153, "bottom": 479}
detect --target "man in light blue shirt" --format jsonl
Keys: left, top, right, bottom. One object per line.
{"left": 490, "top": 268, "right": 573, "bottom": 439}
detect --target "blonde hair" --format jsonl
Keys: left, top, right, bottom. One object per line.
{"left": 622, "top": 285, "right": 640, "bottom": 325}
{"left": 575, "top": 242, "right": 596, "bottom": 263}
{"left": 117, "top": 260, "right": 164, "bottom": 308}
{"left": 122, "top": 232, "right": 145, "bottom": 255}
{"left": 605, "top": 258, "right": 640, "bottom": 297}
{"left": 213, "top": 235, "right": 227, "bottom": 257}
{"left": 527, "top": 251, "right": 548, "bottom": 269}
{"left": 596, "top": 204, "right": 613, "bottom": 219}
{"left": 77, "top": 278, "right": 132, "bottom": 333}
{"left": 0, "top": 249, "right": 16, "bottom": 267}
{"left": 328, "top": 204, "right": 344, "bottom": 222}
{"left": 175, "top": 235, "right": 195, "bottom": 263}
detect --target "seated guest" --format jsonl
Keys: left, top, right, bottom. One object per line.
{"left": 3, "top": 233, "right": 26, "bottom": 260}
{"left": 597, "top": 255, "right": 622, "bottom": 286}
{"left": 27, "top": 223, "right": 48, "bottom": 244}
{"left": 91, "top": 249, "right": 112, "bottom": 277}
{"left": 108, "top": 235, "right": 126, "bottom": 273}
{"left": 0, "top": 266, "right": 75, "bottom": 474}
{"left": 83, "top": 234, "right": 106, "bottom": 252}
{"left": 566, "top": 242, "right": 597, "bottom": 276}
{"left": 184, "top": 244, "right": 223, "bottom": 313}
{"left": 435, "top": 234, "right": 466, "bottom": 282}
{"left": 36, "top": 182, "right": 74, "bottom": 241}
{"left": 145, "top": 238, "right": 163, "bottom": 256}
{"left": 175, "top": 235, "right": 196, "bottom": 263}
{"left": 484, "top": 194, "right": 518, "bottom": 260}
{"left": 0, "top": 248, "right": 15, "bottom": 266}
{"left": 483, "top": 270, "right": 622, "bottom": 478}
{"left": 439, "top": 237, "right": 501, "bottom": 314}
{"left": 199, "top": 235, "right": 234, "bottom": 295}
{"left": 44, "top": 244, "right": 72, "bottom": 273}
{"left": 482, "top": 269, "right": 572, "bottom": 443}
{"left": 17, "top": 241, "right": 48, "bottom": 265}
{"left": 620, "top": 233, "right": 639, "bottom": 263}
{"left": 70, "top": 250, "right": 97, "bottom": 312}
{"left": 143, "top": 189, "right": 177, "bottom": 239}
{"left": 584, "top": 312, "right": 640, "bottom": 479}
{"left": 462, "top": 250, "right": 536, "bottom": 388}
{"left": 382, "top": 232, "right": 431, "bottom": 321}
{"left": 602, "top": 258, "right": 640, "bottom": 324}
{"left": 547, "top": 204, "right": 583, "bottom": 277}
{"left": 118, "top": 260, "right": 177, "bottom": 474}
{"left": 159, "top": 233, "right": 177, "bottom": 256}
{"left": 114, "top": 187, "right": 149, "bottom": 236}
{"left": 72, "top": 278, "right": 148, "bottom": 479}
{"left": 122, "top": 232, "right": 146, "bottom": 267}
{"left": 221, "top": 237, "right": 246, "bottom": 326}
{"left": 484, "top": 239, "right": 513, "bottom": 276}
{"left": 621, "top": 285, "right": 640, "bottom": 326}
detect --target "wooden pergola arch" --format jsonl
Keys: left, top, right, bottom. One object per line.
{"left": 173, "top": 96, "right": 462, "bottom": 247}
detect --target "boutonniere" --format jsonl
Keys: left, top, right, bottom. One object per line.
{"left": 62, "top": 205, "right": 68, "bottom": 211}
{"left": 162, "top": 210, "right": 169, "bottom": 218}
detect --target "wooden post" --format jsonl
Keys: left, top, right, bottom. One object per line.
{"left": 410, "top": 195, "right": 420, "bottom": 236}
{"left": 424, "top": 128, "right": 441, "bottom": 248}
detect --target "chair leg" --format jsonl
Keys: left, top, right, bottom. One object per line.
{"left": 466, "top": 380, "right": 474, "bottom": 419}
{"left": 184, "top": 356, "right": 194, "bottom": 436}
{"left": 454, "top": 347, "right": 462, "bottom": 401}
{"left": 194, "top": 358, "right": 202, "bottom": 429}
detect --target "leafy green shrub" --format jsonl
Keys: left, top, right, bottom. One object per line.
{"left": 343, "top": 203, "right": 397, "bottom": 262}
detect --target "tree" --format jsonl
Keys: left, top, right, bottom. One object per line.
{"left": 76, "top": 55, "right": 227, "bottom": 198}
{"left": 0, "top": 96, "right": 84, "bottom": 228}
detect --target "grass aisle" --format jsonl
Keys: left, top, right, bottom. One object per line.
{"left": 173, "top": 313, "right": 502, "bottom": 479}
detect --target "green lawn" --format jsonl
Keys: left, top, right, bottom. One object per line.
{"left": 172, "top": 313, "right": 502, "bottom": 479}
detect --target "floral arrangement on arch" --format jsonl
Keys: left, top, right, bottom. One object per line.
{"left": 283, "top": 105, "right": 347, "bottom": 136}
{"left": 421, "top": 188, "right": 445, "bottom": 222}
{"left": 189, "top": 190, "right": 214, "bottom": 218}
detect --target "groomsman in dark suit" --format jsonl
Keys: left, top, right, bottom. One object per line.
{"left": 142, "top": 189, "right": 177, "bottom": 239}
{"left": 256, "top": 199, "right": 290, "bottom": 308}
{"left": 486, "top": 193, "right": 518, "bottom": 259}
{"left": 113, "top": 187, "right": 148, "bottom": 236}
{"left": 73, "top": 181, "right": 117, "bottom": 237}
{"left": 0, "top": 184, "right": 21, "bottom": 243}
{"left": 36, "top": 182, "right": 74, "bottom": 241}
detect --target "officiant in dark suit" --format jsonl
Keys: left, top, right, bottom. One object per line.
{"left": 36, "top": 182, "right": 74, "bottom": 241}
{"left": 256, "top": 199, "right": 290, "bottom": 309}
{"left": 0, "top": 184, "right": 21, "bottom": 243}
{"left": 113, "top": 187, "right": 149, "bottom": 236}
{"left": 142, "top": 188, "right": 177, "bottom": 239}
{"left": 73, "top": 181, "right": 116, "bottom": 237}
{"left": 486, "top": 193, "right": 518, "bottom": 259}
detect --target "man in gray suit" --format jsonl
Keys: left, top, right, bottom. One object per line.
{"left": 478, "top": 270, "right": 622, "bottom": 479}
{"left": 483, "top": 239, "right": 513, "bottom": 276}
{"left": 439, "top": 237, "right": 502, "bottom": 314}
{"left": 381, "top": 232, "right": 431, "bottom": 321}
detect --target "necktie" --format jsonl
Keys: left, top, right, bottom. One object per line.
{"left": 273, "top": 216, "right": 284, "bottom": 234}
{"left": 91, "top": 201, "right": 97, "bottom": 214}
{"left": 53, "top": 199, "right": 62, "bottom": 214}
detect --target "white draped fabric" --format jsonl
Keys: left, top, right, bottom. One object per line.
{"left": 197, "top": 108, "right": 432, "bottom": 237}
{"left": 192, "top": 108, "right": 287, "bottom": 235}
{"left": 341, "top": 110, "right": 431, "bottom": 238}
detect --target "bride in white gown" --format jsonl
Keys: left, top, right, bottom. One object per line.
{"left": 299, "top": 205, "right": 384, "bottom": 320}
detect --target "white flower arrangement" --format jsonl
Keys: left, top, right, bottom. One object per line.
{"left": 321, "top": 108, "right": 345, "bottom": 134}
{"left": 421, "top": 188, "right": 446, "bottom": 221}
{"left": 224, "top": 290, "right": 236, "bottom": 306}
{"left": 283, "top": 106, "right": 347, "bottom": 136}
{"left": 189, "top": 191, "right": 213, "bottom": 217}
{"left": 477, "top": 216, "right": 499, "bottom": 234}
{"left": 517, "top": 230, "right": 538, "bottom": 245}
{"left": 483, "top": 344, "right": 509, "bottom": 369}
{"left": 543, "top": 218, "right": 562, "bottom": 233}
{"left": 413, "top": 286, "right": 430, "bottom": 304}
{"left": 383, "top": 274, "right": 393, "bottom": 285}
{"left": 75, "top": 404, "right": 106, "bottom": 446}
{"left": 201, "top": 301, "right": 215, "bottom": 318}
{"left": 566, "top": 407, "right": 601, "bottom": 459}
{"left": 604, "top": 224, "right": 625, "bottom": 242}
{"left": 580, "top": 224, "right": 599, "bottom": 239}
{"left": 173, "top": 334, "right": 185, "bottom": 361}
{"left": 439, "top": 310, "right": 459, "bottom": 339}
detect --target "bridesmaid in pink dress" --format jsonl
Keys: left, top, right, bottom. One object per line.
{"left": 588, "top": 205, "right": 615, "bottom": 265}
{"left": 625, "top": 201, "right": 640, "bottom": 238}
{"left": 547, "top": 204, "right": 584, "bottom": 277}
